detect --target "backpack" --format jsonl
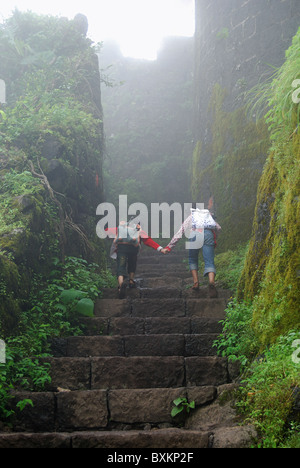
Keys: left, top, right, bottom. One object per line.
{"left": 114, "top": 221, "right": 141, "bottom": 248}
{"left": 191, "top": 209, "right": 218, "bottom": 230}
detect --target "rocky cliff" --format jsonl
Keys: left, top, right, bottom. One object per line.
{"left": 192, "top": 0, "right": 300, "bottom": 251}
{"left": 0, "top": 12, "right": 105, "bottom": 335}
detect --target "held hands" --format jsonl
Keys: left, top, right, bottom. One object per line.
{"left": 160, "top": 248, "right": 170, "bottom": 255}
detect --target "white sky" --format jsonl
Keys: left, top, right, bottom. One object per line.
{"left": 0, "top": 0, "right": 195, "bottom": 60}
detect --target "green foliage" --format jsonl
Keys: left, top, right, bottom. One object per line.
{"left": 0, "top": 9, "right": 103, "bottom": 240}
{"left": 213, "top": 28, "right": 300, "bottom": 449}
{"left": 214, "top": 298, "right": 259, "bottom": 367}
{"left": 171, "top": 397, "right": 195, "bottom": 418}
{"left": 215, "top": 244, "right": 249, "bottom": 292}
{"left": 16, "top": 399, "right": 34, "bottom": 412}
{"left": 0, "top": 170, "right": 43, "bottom": 236}
{"left": 0, "top": 10, "right": 110, "bottom": 424}
{"left": 246, "top": 26, "right": 300, "bottom": 140}
{"left": 191, "top": 84, "right": 270, "bottom": 252}
{"left": 236, "top": 331, "right": 300, "bottom": 448}
{"left": 0, "top": 10, "right": 96, "bottom": 93}
{"left": 29, "top": 256, "right": 116, "bottom": 337}
{"left": 0, "top": 329, "right": 52, "bottom": 420}
{"left": 0, "top": 9, "right": 106, "bottom": 330}
{"left": 239, "top": 27, "right": 300, "bottom": 345}
{"left": 215, "top": 303, "right": 300, "bottom": 447}
{"left": 0, "top": 256, "right": 116, "bottom": 420}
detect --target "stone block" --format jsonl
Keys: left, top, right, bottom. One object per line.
{"left": 143, "top": 277, "right": 183, "bottom": 289}
{"left": 56, "top": 390, "right": 108, "bottom": 430}
{"left": 145, "top": 317, "right": 191, "bottom": 335}
{"left": 186, "top": 386, "right": 217, "bottom": 406}
{"left": 109, "top": 388, "right": 185, "bottom": 424}
{"left": 124, "top": 334, "right": 185, "bottom": 356}
{"left": 139, "top": 288, "right": 182, "bottom": 299}
{"left": 91, "top": 356, "right": 185, "bottom": 389}
{"left": 0, "top": 433, "right": 71, "bottom": 449}
{"left": 131, "top": 298, "right": 185, "bottom": 317}
{"left": 184, "top": 334, "right": 219, "bottom": 356}
{"left": 94, "top": 299, "right": 131, "bottom": 317}
{"left": 80, "top": 317, "right": 109, "bottom": 336}
{"left": 185, "top": 357, "right": 228, "bottom": 387}
{"left": 190, "top": 317, "right": 222, "bottom": 334}
{"left": 45, "top": 357, "right": 91, "bottom": 391}
{"left": 186, "top": 299, "right": 227, "bottom": 319}
{"left": 66, "top": 336, "right": 124, "bottom": 357}
{"left": 71, "top": 428, "right": 209, "bottom": 449}
{"left": 109, "top": 317, "right": 145, "bottom": 335}
{"left": 10, "top": 392, "right": 55, "bottom": 432}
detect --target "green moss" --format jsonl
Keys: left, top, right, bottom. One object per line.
{"left": 238, "top": 29, "right": 300, "bottom": 346}
{"left": 214, "top": 243, "right": 249, "bottom": 293}
{"left": 0, "top": 256, "right": 22, "bottom": 336}
{"left": 239, "top": 138, "right": 300, "bottom": 345}
{"left": 0, "top": 11, "right": 107, "bottom": 335}
{"left": 192, "top": 84, "right": 270, "bottom": 251}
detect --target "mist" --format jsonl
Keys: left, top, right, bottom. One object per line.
{"left": 0, "top": 1, "right": 299, "bottom": 450}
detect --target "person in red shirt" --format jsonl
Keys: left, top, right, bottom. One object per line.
{"left": 106, "top": 224, "right": 168, "bottom": 298}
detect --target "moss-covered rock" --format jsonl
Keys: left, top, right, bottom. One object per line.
{"left": 191, "top": 84, "right": 270, "bottom": 251}
{"left": 0, "top": 12, "right": 106, "bottom": 335}
{"left": 238, "top": 29, "right": 300, "bottom": 345}
{"left": 0, "top": 256, "right": 21, "bottom": 336}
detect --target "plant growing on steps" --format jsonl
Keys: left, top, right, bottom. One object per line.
{"left": 171, "top": 397, "right": 195, "bottom": 418}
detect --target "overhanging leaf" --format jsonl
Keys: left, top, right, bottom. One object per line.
{"left": 60, "top": 289, "right": 85, "bottom": 305}
{"left": 76, "top": 298, "right": 94, "bottom": 317}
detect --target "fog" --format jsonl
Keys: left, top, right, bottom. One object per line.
{"left": 1, "top": 0, "right": 195, "bottom": 60}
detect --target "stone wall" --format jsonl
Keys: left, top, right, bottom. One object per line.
{"left": 192, "top": 0, "right": 300, "bottom": 250}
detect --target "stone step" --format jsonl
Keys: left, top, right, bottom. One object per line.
{"left": 136, "top": 255, "right": 187, "bottom": 264}
{"left": 52, "top": 333, "right": 219, "bottom": 358}
{"left": 80, "top": 316, "right": 223, "bottom": 336}
{"left": 141, "top": 277, "right": 185, "bottom": 289}
{"left": 6, "top": 386, "right": 218, "bottom": 433}
{"left": 94, "top": 297, "right": 227, "bottom": 319}
{"left": 100, "top": 287, "right": 231, "bottom": 300}
{"left": 0, "top": 428, "right": 209, "bottom": 448}
{"left": 46, "top": 356, "right": 185, "bottom": 391}
{"left": 110, "top": 262, "right": 189, "bottom": 277}
{"left": 139, "top": 250, "right": 186, "bottom": 257}
{"left": 136, "top": 264, "right": 189, "bottom": 273}
{"left": 1, "top": 251, "right": 234, "bottom": 448}
{"left": 43, "top": 356, "right": 229, "bottom": 391}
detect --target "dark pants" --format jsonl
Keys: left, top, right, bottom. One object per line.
{"left": 116, "top": 244, "right": 139, "bottom": 277}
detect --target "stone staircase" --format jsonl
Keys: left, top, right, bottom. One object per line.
{"left": 0, "top": 251, "right": 250, "bottom": 448}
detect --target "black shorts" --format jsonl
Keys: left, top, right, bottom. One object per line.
{"left": 116, "top": 244, "right": 139, "bottom": 277}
